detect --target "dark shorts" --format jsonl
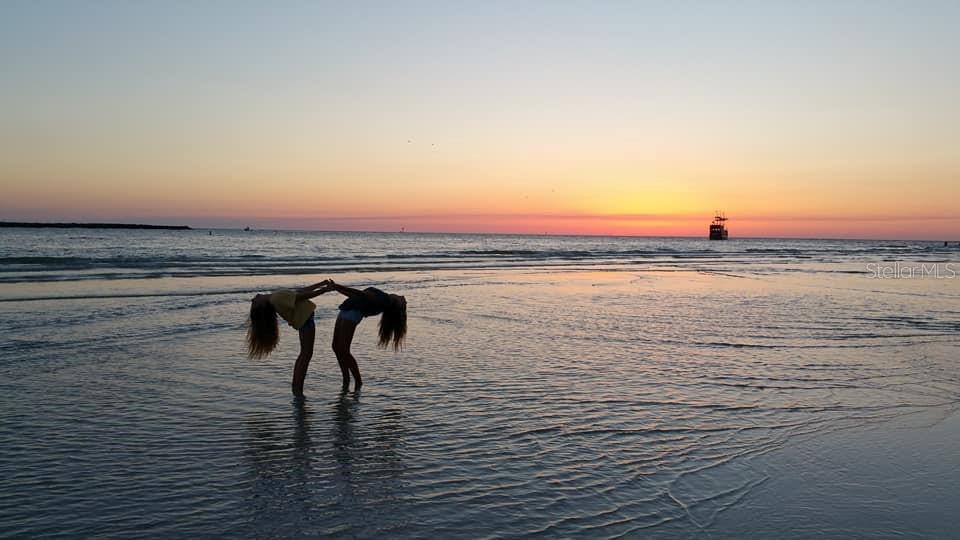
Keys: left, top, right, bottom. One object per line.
{"left": 337, "top": 309, "right": 364, "bottom": 323}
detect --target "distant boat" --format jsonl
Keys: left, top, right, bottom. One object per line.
{"left": 709, "top": 212, "right": 729, "bottom": 240}
{"left": 243, "top": 226, "right": 251, "bottom": 232}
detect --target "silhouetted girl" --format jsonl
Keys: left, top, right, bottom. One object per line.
{"left": 247, "top": 280, "right": 329, "bottom": 396}
{"left": 323, "top": 279, "right": 406, "bottom": 391}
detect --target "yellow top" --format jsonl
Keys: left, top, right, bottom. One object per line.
{"left": 269, "top": 289, "right": 316, "bottom": 330}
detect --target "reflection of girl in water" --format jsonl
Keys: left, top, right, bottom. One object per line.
{"left": 246, "top": 279, "right": 406, "bottom": 395}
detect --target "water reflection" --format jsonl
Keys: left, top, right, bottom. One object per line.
{"left": 330, "top": 390, "right": 359, "bottom": 501}
{"left": 328, "top": 391, "right": 408, "bottom": 511}
{"left": 242, "top": 391, "right": 408, "bottom": 536}
{"left": 241, "top": 398, "right": 318, "bottom": 536}
{"left": 291, "top": 395, "right": 313, "bottom": 479}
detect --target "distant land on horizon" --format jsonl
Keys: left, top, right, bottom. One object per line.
{"left": 0, "top": 221, "right": 191, "bottom": 230}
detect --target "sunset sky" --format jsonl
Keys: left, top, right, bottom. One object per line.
{"left": 1, "top": 1, "right": 958, "bottom": 239}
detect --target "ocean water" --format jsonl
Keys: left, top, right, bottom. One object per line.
{"left": 1, "top": 228, "right": 959, "bottom": 538}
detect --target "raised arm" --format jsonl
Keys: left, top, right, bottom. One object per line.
{"left": 329, "top": 281, "right": 365, "bottom": 298}
{"left": 295, "top": 279, "right": 334, "bottom": 301}
{"left": 295, "top": 279, "right": 364, "bottom": 301}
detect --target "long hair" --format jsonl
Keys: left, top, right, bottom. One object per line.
{"left": 378, "top": 295, "right": 407, "bottom": 351}
{"left": 247, "top": 299, "right": 279, "bottom": 359}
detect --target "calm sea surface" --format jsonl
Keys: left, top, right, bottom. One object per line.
{"left": 1, "top": 229, "right": 959, "bottom": 538}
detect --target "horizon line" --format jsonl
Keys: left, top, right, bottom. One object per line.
{"left": 204, "top": 212, "right": 960, "bottom": 223}
{"left": 215, "top": 227, "right": 957, "bottom": 243}
{"left": 4, "top": 220, "right": 953, "bottom": 243}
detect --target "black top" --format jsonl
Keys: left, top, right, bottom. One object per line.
{"left": 339, "top": 287, "right": 391, "bottom": 317}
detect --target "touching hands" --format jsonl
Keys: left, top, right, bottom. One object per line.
{"left": 317, "top": 279, "right": 336, "bottom": 294}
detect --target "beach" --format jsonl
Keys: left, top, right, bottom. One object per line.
{"left": 1, "top": 229, "right": 959, "bottom": 538}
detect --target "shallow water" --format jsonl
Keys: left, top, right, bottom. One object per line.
{"left": 1, "top": 231, "right": 959, "bottom": 537}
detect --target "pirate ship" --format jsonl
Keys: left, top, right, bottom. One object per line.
{"left": 709, "top": 212, "right": 729, "bottom": 240}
